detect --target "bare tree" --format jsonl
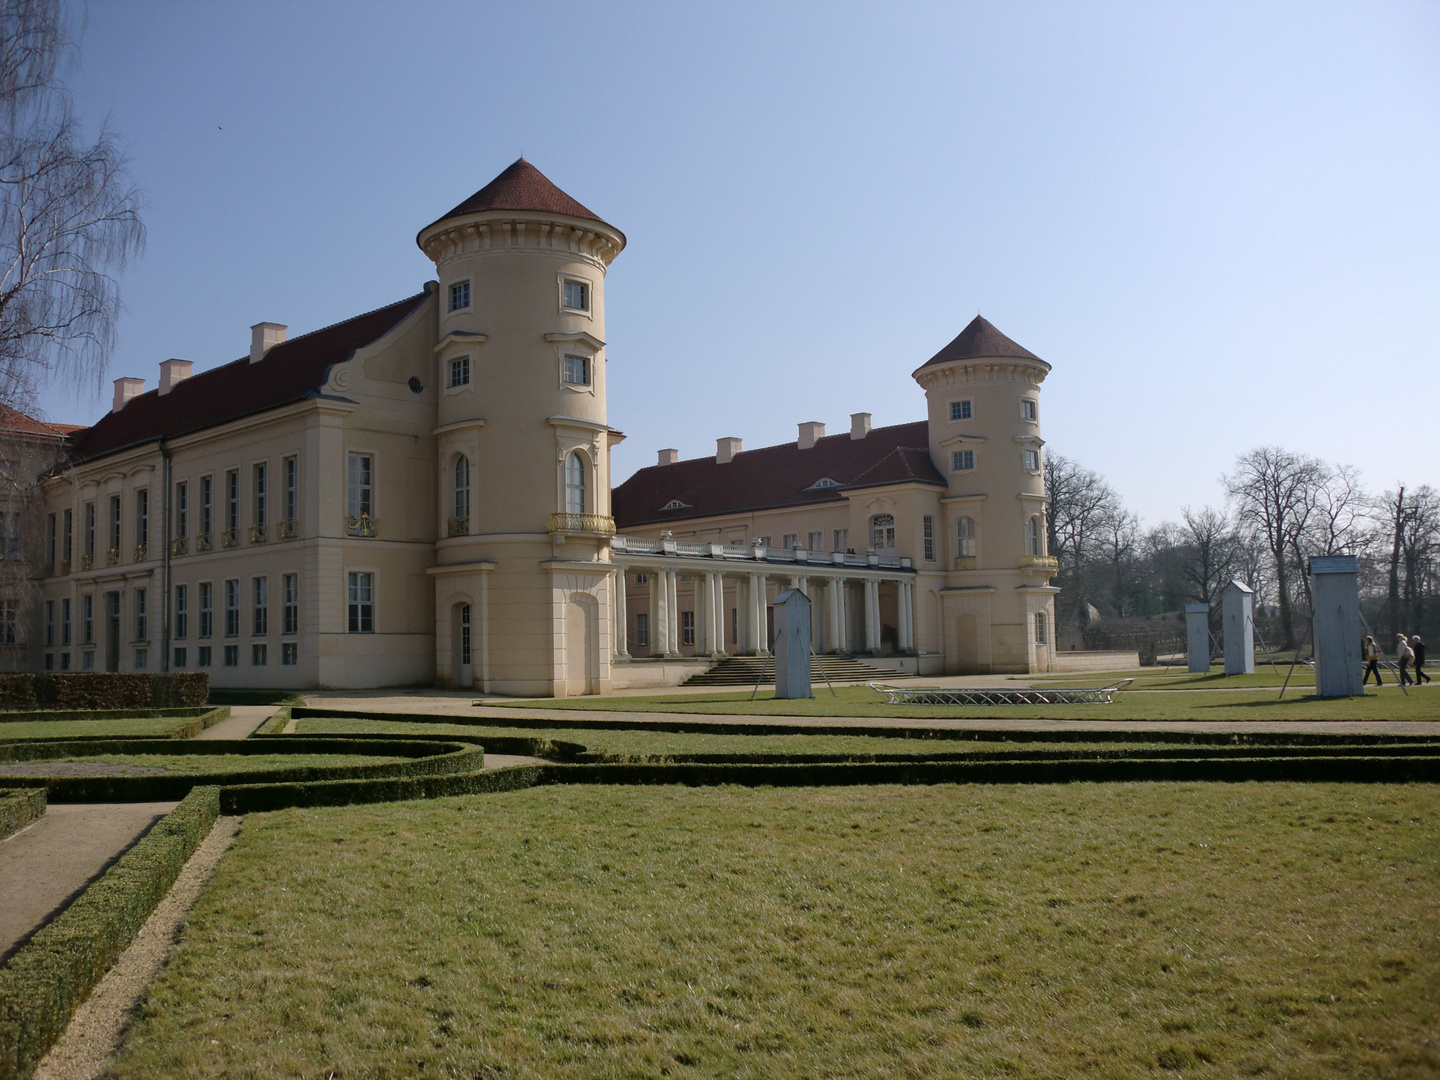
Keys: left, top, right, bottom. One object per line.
{"left": 1306, "top": 463, "right": 1366, "bottom": 557}
{"left": 1044, "top": 452, "right": 1121, "bottom": 630}
{"left": 1178, "top": 505, "right": 1240, "bottom": 619}
{"left": 1096, "top": 506, "right": 1140, "bottom": 617}
{"left": 0, "top": 0, "right": 143, "bottom": 410}
{"left": 1224, "top": 447, "right": 1327, "bottom": 650}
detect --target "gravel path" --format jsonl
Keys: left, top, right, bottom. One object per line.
{"left": 192, "top": 705, "right": 278, "bottom": 740}
{"left": 33, "top": 816, "right": 242, "bottom": 1080}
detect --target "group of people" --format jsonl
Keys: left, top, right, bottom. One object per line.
{"left": 1362, "top": 633, "right": 1431, "bottom": 687}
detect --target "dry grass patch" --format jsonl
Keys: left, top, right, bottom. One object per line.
{"left": 113, "top": 783, "right": 1439, "bottom": 1079}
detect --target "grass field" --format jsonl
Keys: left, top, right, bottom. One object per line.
{"left": 0, "top": 716, "right": 207, "bottom": 739}
{"left": 111, "top": 783, "right": 1438, "bottom": 1080}
{"left": 489, "top": 683, "right": 1440, "bottom": 722}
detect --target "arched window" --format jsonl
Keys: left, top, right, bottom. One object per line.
{"left": 453, "top": 456, "right": 470, "bottom": 523}
{"left": 565, "top": 452, "right": 587, "bottom": 515}
{"left": 1027, "top": 516, "right": 1042, "bottom": 556}
{"left": 869, "top": 513, "right": 895, "bottom": 551}
{"left": 955, "top": 516, "right": 976, "bottom": 558}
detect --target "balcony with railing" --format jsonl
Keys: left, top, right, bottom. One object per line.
{"left": 195, "top": 533, "right": 212, "bottom": 553}
{"left": 447, "top": 516, "right": 469, "bottom": 537}
{"left": 249, "top": 524, "right": 268, "bottom": 544}
{"left": 80, "top": 553, "right": 93, "bottom": 571}
{"left": 610, "top": 534, "right": 913, "bottom": 571}
{"left": 105, "top": 548, "right": 119, "bottom": 567}
{"left": 277, "top": 519, "right": 298, "bottom": 540}
{"left": 133, "top": 543, "right": 147, "bottom": 563}
{"left": 58, "top": 558, "right": 70, "bottom": 576}
{"left": 220, "top": 529, "right": 238, "bottom": 549}
{"left": 170, "top": 537, "right": 187, "bottom": 556}
{"left": 548, "top": 513, "right": 615, "bottom": 537}
{"left": 1020, "top": 555, "right": 1059, "bottom": 571}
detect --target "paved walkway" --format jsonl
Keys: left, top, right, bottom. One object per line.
{"left": 0, "top": 802, "right": 178, "bottom": 963}
{"left": 193, "top": 705, "right": 279, "bottom": 740}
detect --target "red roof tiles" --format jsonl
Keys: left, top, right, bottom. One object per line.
{"left": 920, "top": 315, "right": 1043, "bottom": 368}
{"left": 420, "top": 158, "right": 617, "bottom": 236}
{"left": 612, "top": 421, "right": 943, "bottom": 529}
{"left": 0, "top": 404, "right": 85, "bottom": 439}
{"left": 68, "top": 291, "right": 429, "bottom": 463}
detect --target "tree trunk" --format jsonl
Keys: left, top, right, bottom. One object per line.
{"left": 1388, "top": 488, "right": 1404, "bottom": 641}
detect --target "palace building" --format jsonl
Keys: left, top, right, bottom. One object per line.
{"left": 28, "top": 160, "right": 1057, "bottom": 694}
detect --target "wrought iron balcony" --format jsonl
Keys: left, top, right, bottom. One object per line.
{"left": 345, "top": 514, "right": 377, "bottom": 538}
{"left": 195, "top": 533, "right": 212, "bottom": 553}
{"left": 1020, "top": 555, "right": 1059, "bottom": 571}
{"left": 58, "top": 559, "right": 70, "bottom": 576}
{"left": 220, "top": 529, "right": 238, "bottom": 549}
{"left": 549, "top": 512, "right": 616, "bottom": 536}
{"left": 277, "top": 518, "right": 298, "bottom": 540}
{"left": 133, "top": 543, "right": 147, "bottom": 562}
{"left": 170, "top": 537, "right": 187, "bottom": 556}
{"left": 447, "top": 516, "right": 469, "bottom": 537}
{"left": 80, "top": 553, "right": 93, "bottom": 571}
{"left": 952, "top": 556, "right": 977, "bottom": 571}
{"left": 249, "top": 524, "right": 268, "bottom": 544}
{"left": 105, "top": 548, "right": 119, "bottom": 566}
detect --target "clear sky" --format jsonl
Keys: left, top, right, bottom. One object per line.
{"left": 47, "top": 0, "right": 1440, "bottom": 529}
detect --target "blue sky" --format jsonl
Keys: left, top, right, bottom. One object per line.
{"left": 49, "top": 1, "right": 1440, "bottom": 527}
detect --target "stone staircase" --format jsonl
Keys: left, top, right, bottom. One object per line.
{"left": 682, "top": 655, "right": 907, "bottom": 687}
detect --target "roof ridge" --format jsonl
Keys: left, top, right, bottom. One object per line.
{"left": 224, "top": 289, "right": 429, "bottom": 365}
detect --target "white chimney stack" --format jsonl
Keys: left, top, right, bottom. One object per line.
{"left": 657, "top": 448, "right": 678, "bottom": 466}
{"left": 112, "top": 377, "right": 145, "bottom": 413}
{"left": 716, "top": 436, "right": 742, "bottom": 464}
{"left": 797, "top": 421, "right": 825, "bottom": 450}
{"left": 158, "top": 358, "right": 193, "bottom": 395}
{"left": 850, "top": 412, "right": 871, "bottom": 440}
{"left": 250, "top": 322, "right": 287, "bottom": 364}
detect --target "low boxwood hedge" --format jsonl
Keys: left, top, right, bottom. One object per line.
{"left": 0, "top": 787, "right": 44, "bottom": 841}
{"left": 0, "top": 786, "right": 220, "bottom": 1080}
{"left": 0, "top": 673, "right": 210, "bottom": 711}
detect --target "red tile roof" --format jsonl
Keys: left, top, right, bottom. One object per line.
{"left": 0, "top": 404, "right": 85, "bottom": 439}
{"left": 68, "top": 290, "right": 430, "bottom": 463}
{"left": 613, "top": 420, "right": 943, "bottom": 529}
{"left": 419, "top": 158, "right": 618, "bottom": 235}
{"left": 920, "top": 315, "right": 1043, "bottom": 368}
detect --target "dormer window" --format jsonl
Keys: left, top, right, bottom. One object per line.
{"left": 659, "top": 499, "right": 691, "bottom": 511}
{"left": 562, "top": 279, "right": 589, "bottom": 312}
{"left": 449, "top": 281, "right": 470, "bottom": 312}
{"left": 807, "top": 477, "right": 841, "bottom": 490}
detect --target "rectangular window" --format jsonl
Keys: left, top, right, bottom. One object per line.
{"left": 681, "top": 610, "right": 695, "bottom": 647}
{"left": 634, "top": 572, "right": 647, "bottom": 585}
{"left": 224, "top": 579, "right": 239, "bottom": 637}
{"left": 45, "top": 513, "right": 55, "bottom": 565}
{"left": 252, "top": 643, "right": 267, "bottom": 666}
{"left": 84, "top": 502, "right": 94, "bottom": 557}
{"left": 347, "top": 572, "right": 374, "bottom": 633}
{"left": 460, "top": 605, "right": 471, "bottom": 665}
{"left": 82, "top": 594, "right": 93, "bottom": 644}
{"left": 223, "top": 644, "right": 238, "bottom": 667}
{"left": 283, "top": 573, "right": 298, "bottom": 635}
{"left": 952, "top": 450, "right": 975, "bottom": 471}
{"left": 253, "top": 577, "right": 268, "bottom": 636}
{"left": 174, "top": 584, "right": 188, "bottom": 640}
{"left": 134, "top": 648, "right": 147, "bottom": 670}
{"left": 730, "top": 607, "right": 738, "bottom": 646}
{"left": 757, "top": 536, "right": 772, "bottom": 548}
{"left": 834, "top": 529, "right": 849, "bottom": 552}
{"left": 563, "top": 354, "right": 590, "bottom": 386}
{"left": 1035, "top": 611, "right": 1048, "bottom": 645}
{"left": 197, "top": 645, "right": 211, "bottom": 667}
{"left": 284, "top": 456, "right": 298, "bottom": 525}
{"left": 199, "top": 582, "right": 213, "bottom": 639}
{"left": 82, "top": 650, "right": 94, "bottom": 670}
{"left": 135, "top": 488, "right": 148, "bottom": 554}
{"left": 346, "top": 453, "right": 373, "bottom": 524}
{"left": 1022, "top": 399, "right": 1037, "bottom": 421}
{"left": 44, "top": 600, "right": 53, "bottom": 646}
{"left": 62, "top": 509, "right": 72, "bottom": 564}
{"left": 200, "top": 476, "right": 213, "bottom": 536}
{"left": 61, "top": 599, "right": 71, "bottom": 646}
{"left": 808, "top": 531, "right": 823, "bottom": 551}
{"left": 281, "top": 642, "right": 298, "bottom": 666}
{"left": 59, "top": 652, "right": 70, "bottom": 670}
{"left": 782, "top": 534, "right": 798, "bottom": 550}
{"left": 174, "top": 647, "right": 187, "bottom": 668}
{"left": 562, "top": 279, "right": 588, "bottom": 311}
{"left": 0, "top": 599, "right": 17, "bottom": 645}
{"left": 174, "top": 482, "right": 187, "bottom": 540}
{"left": 923, "top": 515, "right": 936, "bottom": 562}
{"left": 950, "top": 400, "right": 972, "bottom": 421}
{"left": 134, "top": 588, "right": 147, "bottom": 640}
{"left": 225, "top": 470, "right": 239, "bottom": 533}
{"left": 253, "top": 463, "right": 267, "bottom": 528}
{"left": 108, "top": 494, "right": 121, "bottom": 554}
{"left": 634, "top": 612, "right": 649, "bottom": 647}
{"left": 1023, "top": 449, "right": 1040, "bottom": 471}
{"left": 43, "top": 653, "right": 53, "bottom": 671}
{"left": 448, "top": 356, "right": 470, "bottom": 387}
{"left": 0, "top": 512, "right": 17, "bottom": 561}
{"left": 450, "top": 280, "right": 470, "bottom": 311}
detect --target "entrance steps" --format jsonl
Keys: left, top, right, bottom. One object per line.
{"left": 682, "top": 654, "right": 905, "bottom": 687}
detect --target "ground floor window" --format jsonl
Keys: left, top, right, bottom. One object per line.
{"left": 460, "top": 604, "right": 472, "bottom": 665}
{"left": 224, "top": 644, "right": 238, "bottom": 667}
{"left": 1035, "top": 612, "right": 1048, "bottom": 645}
{"left": 174, "top": 647, "right": 187, "bottom": 669}
{"left": 348, "top": 572, "right": 374, "bottom": 633}
{"left": 635, "top": 612, "right": 649, "bottom": 647}
{"left": 134, "top": 648, "right": 147, "bottom": 670}
{"left": 681, "top": 610, "right": 695, "bottom": 647}
{"left": 282, "top": 642, "right": 298, "bottom": 666}
{"left": 59, "top": 652, "right": 70, "bottom": 670}
{"left": 252, "top": 643, "right": 268, "bottom": 666}
{"left": 197, "top": 646, "right": 212, "bottom": 667}
{"left": 82, "top": 650, "right": 94, "bottom": 670}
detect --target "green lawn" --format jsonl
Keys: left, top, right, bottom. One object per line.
{"left": 112, "top": 783, "right": 1439, "bottom": 1079}
{"left": 0, "top": 716, "right": 205, "bottom": 739}
{"left": 1030, "top": 667, "right": 1317, "bottom": 689}
{"left": 6, "top": 753, "right": 405, "bottom": 775}
{"left": 488, "top": 683, "right": 1440, "bottom": 722}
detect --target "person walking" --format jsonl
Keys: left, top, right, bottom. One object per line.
{"left": 1396, "top": 633, "right": 1415, "bottom": 687}
{"left": 1412, "top": 635, "right": 1431, "bottom": 684}
{"left": 1363, "top": 635, "right": 1383, "bottom": 686}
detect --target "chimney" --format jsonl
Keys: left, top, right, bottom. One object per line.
{"left": 716, "top": 436, "right": 742, "bottom": 464}
{"left": 158, "top": 358, "right": 193, "bottom": 395}
{"left": 850, "top": 412, "right": 871, "bottom": 440}
{"left": 250, "top": 322, "right": 287, "bottom": 364}
{"left": 657, "top": 448, "right": 679, "bottom": 466}
{"left": 112, "top": 377, "right": 145, "bottom": 413}
{"left": 797, "top": 421, "right": 825, "bottom": 450}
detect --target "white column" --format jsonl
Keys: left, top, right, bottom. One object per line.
{"left": 714, "top": 572, "right": 728, "bottom": 654}
{"left": 757, "top": 572, "right": 770, "bottom": 653}
{"left": 666, "top": 569, "right": 680, "bottom": 655}
{"left": 864, "top": 578, "right": 880, "bottom": 653}
{"left": 898, "top": 580, "right": 913, "bottom": 651}
{"left": 651, "top": 568, "right": 667, "bottom": 658}
{"left": 702, "top": 571, "right": 717, "bottom": 655}
{"left": 829, "top": 577, "right": 845, "bottom": 654}
{"left": 614, "top": 568, "right": 629, "bottom": 658}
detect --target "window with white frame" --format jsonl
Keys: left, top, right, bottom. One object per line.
{"left": 952, "top": 450, "right": 975, "bottom": 471}
{"left": 1035, "top": 611, "right": 1048, "bottom": 645}
{"left": 224, "top": 644, "right": 238, "bottom": 667}
{"left": 0, "top": 598, "right": 16, "bottom": 645}
{"left": 199, "top": 478, "right": 212, "bottom": 537}
{"left": 634, "top": 572, "right": 647, "bottom": 585}
{"left": 284, "top": 456, "right": 299, "bottom": 524}
{"left": 108, "top": 495, "right": 120, "bottom": 554}
{"left": 1022, "top": 399, "right": 1037, "bottom": 421}
{"left": 1027, "top": 516, "right": 1042, "bottom": 556}
{"left": 224, "top": 579, "right": 239, "bottom": 637}
{"left": 134, "top": 648, "right": 147, "bottom": 670}
{"left": 449, "top": 280, "right": 470, "bottom": 311}
{"left": 448, "top": 356, "right": 470, "bottom": 388}
{"left": 283, "top": 573, "right": 298, "bottom": 635}
{"left": 870, "top": 514, "right": 896, "bottom": 551}
{"left": 134, "top": 588, "right": 147, "bottom": 641}
{"left": 174, "top": 647, "right": 187, "bottom": 669}
{"left": 346, "top": 453, "right": 373, "bottom": 525}
{"left": 565, "top": 452, "right": 587, "bottom": 514}
{"left": 82, "top": 595, "right": 92, "bottom": 644}
{"left": 563, "top": 354, "right": 590, "bottom": 386}
{"left": 956, "top": 516, "right": 976, "bottom": 558}
{"left": 453, "top": 456, "right": 470, "bottom": 524}
{"left": 348, "top": 572, "right": 374, "bottom": 633}
{"left": 252, "top": 643, "right": 267, "bottom": 666}
{"left": 225, "top": 470, "right": 239, "bottom": 534}
{"left": 254, "top": 463, "right": 268, "bottom": 528}
{"left": 1023, "top": 449, "right": 1040, "bottom": 471}
{"left": 62, "top": 508, "right": 71, "bottom": 564}
{"left": 950, "top": 400, "right": 972, "bottom": 421}
{"left": 135, "top": 489, "right": 148, "bottom": 553}
{"left": 253, "top": 577, "right": 268, "bottom": 636}
{"left": 282, "top": 642, "right": 297, "bottom": 666}
{"left": 174, "top": 585, "right": 187, "bottom": 639}
{"left": 562, "top": 279, "right": 589, "bottom": 311}
{"left": 199, "top": 582, "right": 213, "bottom": 638}
{"left": 459, "top": 604, "right": 472, "bottom": 666}
{"left": 681, "top": 610, "right": 695, "bottom": 647}
{"left": 834, "top": 528, "right": 849, "bottom": 552}
{"left": 175, "top": 482, "right": 187, "bottom": 540}
{"left": 634, "top": 612, "right": 649, "bottom": 647}
{"left": 197, "top": 645, "right": 211, "bottom": 667}
{"left": 61, "top": 599, "right": 70, "bottom": 645}
{"left": 808, "top": 531, "right": 823, "bottom": 551}
{"left": 923, "top": 516, "right": 935, "bottom": 562}
{"left": 783, "top": 534, "right": 798, "bottom": 550}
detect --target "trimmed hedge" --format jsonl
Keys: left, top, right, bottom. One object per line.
{"left": 0, "top": 707, "right": 230, "bottom": 742}
{"left": 205, "top": 690, "right": 305, "bottom": 707}
{"left": 0, "top": 787, "right": 44, "bottom": 841}
{"left": 0, "top": 706, "right": 220, "bottom": 725}
{"left": 0, "top": 786, "right": 220, "bottom": 1080}
{"left": 223, "top": 763, "right": 547, "bottom": 813}
{"left": 0, "top": 673, "right": 209, "bottom": 711}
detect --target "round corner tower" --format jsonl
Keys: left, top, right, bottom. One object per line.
{"left": 417, "top": 158, "right": 626, "bottom": 697}
{"left": 912, "top": 316, "right": 1058, "bottom": 674}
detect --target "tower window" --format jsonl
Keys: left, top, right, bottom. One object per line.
{"left": 950, "top": 400, "right": 972, "bottom": 421}
{"left": 1027, "top": 516, "right": 1043, "bottom": 557}
{"left": 563, "top": 355, "right": 591, "bottom": 386}
{"left": 956, "top": 516, "right": 976, "bottom": 558}
{"left": 1022, "top": 399, "right": 1037, "bottom": 421}
{"left": 1024, "top": 449, "right": 1040, "bottom": 471}
{"left": 565, "top": 452, "right": 587, "bottom": 514}
{"left": 923, "top": 516, "right": 935, "bottom": 562}
{"left": 952, "top": 450, "right": 975, "bottom": 471}
{"left": 449, "top": 281, "right": 470, "bottom": 311}
{"left": 562, "top": 279, "right": 589, "bottom": 311}
{"left": 448, "top": 356, "right": 470, "bottom": 387}
{"left": 869, "top": 514, "right": 895, "bottom": 551}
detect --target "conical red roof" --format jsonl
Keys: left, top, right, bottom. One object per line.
{"left": 920, "top": 315, "right": 1043, "bottom": 367}
{"left": 421, "top": 158, "right": 615, "bottom": 234}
